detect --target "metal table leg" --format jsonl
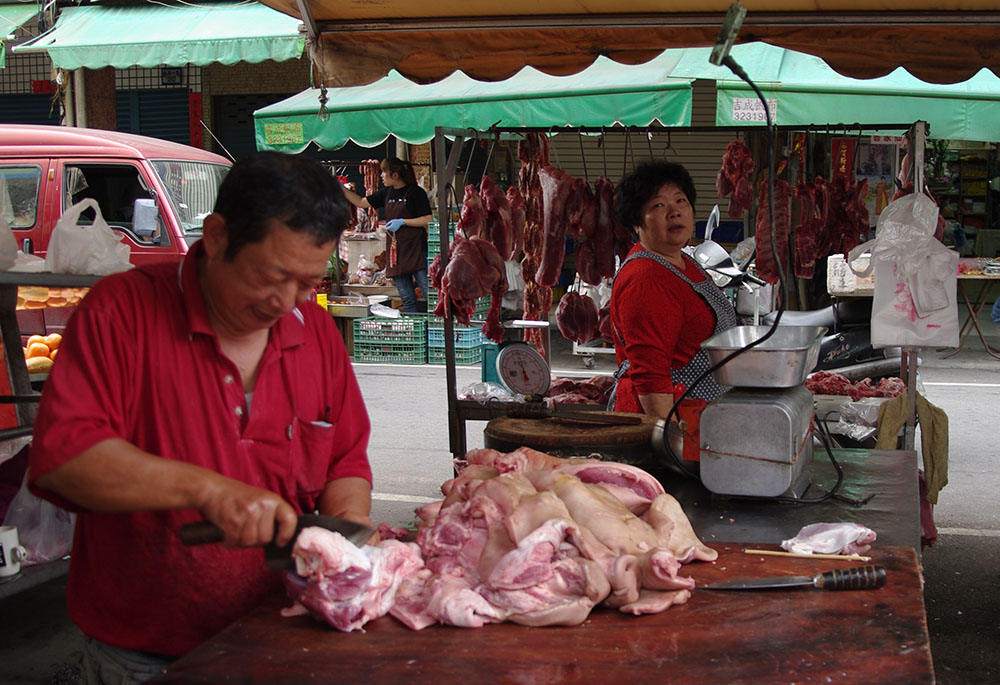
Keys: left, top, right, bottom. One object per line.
{"left": 942, "top": 279, "right": 1000, "bottom": 360}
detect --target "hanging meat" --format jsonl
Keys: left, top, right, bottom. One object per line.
{"left": 457, "top": 184, "right": 485, "bottom": 238}
{"left": 506, "top": 186, "right": 526, "bottom": 260}
{"left": 535, "top": 165, "right": 574, "bottom": 287}
{"left": 792, "top": 178, "right": 826, "bottom": 279}
{"left": 593, "top": 175, "right": 625, "bottom": 274}
{"left": 754, "top": 176, "right": 792, "bottom": 285}
{"left": 555, "top": 290, "right": 600, "bottom": 345}
{"left": 359, "top": 159, "right": 382, "bottom": 228}
{"left": 429, "top": 236, "right": 507, "bottom": 342}
{"left": 479, "top": 175, "right": 515, "bottom": 260}
{"left": 716, "top": 140, "right": 755, "bottom": 219}
{"left": 518, "top": 132, "right": 552, "bottom": 352}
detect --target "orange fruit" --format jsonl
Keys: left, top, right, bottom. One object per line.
{"left": 26, "top": 342, "right": 50, "bottom": 359}
{"left": 49, "top": 348, "right": 58, "bottom": 361}
{"left": 26, "top": 335, "right": 46, "bottom": 347}
{"left": 43, "top": 333, "right": 62, "bottom": 351}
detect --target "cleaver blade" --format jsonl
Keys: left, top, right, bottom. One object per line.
{"left": 179, "top": 514, "right": 375, "bottom": 571}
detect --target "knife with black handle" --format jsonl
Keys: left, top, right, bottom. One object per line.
{"left": 704, "top": 565, "right": 887, "bottom": 591}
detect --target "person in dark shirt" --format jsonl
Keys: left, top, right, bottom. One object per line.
{"left": 342, "top": 157, "right": 433, "bottom": 311}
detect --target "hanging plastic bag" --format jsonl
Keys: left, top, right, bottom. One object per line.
{"left": 0, "top": 214, "right": 17, "bottom": 271}
{"left": 848, "top": 194, "right": 958, "bottom": 349}
{"left": 44, "top": 198, "right": 133, "bottom": 275}
{"left": 3, "top": 472, "right": 75, "bottom": 565}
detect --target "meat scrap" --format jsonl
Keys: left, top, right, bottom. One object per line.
{"left": 430, "top": 236, "right": 507, "bottom": 342}
{"left": 804, "top": 370, "right": 906, "bottom": 402}
{"left": 781, "top": 522, "right": 877, "bottom": 556}
{"left": 555, "top": 290, "right": 599, "bottom": 345}
{"left": 286, "top": 448, "right": 715, "bottom": 632}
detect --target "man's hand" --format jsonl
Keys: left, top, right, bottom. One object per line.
{"left": 197, "top": 476, "right": 298, "bottom": 548}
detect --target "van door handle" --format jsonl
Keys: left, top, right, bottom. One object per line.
{"left": 22, "top": 238, "right": 32, "bottom": 254}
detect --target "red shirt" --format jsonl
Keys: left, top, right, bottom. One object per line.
{"left": 610, "top": 244, "right": 717, "bottom": 413}
{"left": 29, "top": 242, "right": 372, "bottom": 656}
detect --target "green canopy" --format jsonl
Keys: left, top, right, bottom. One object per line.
{"left": 0, "top": 3, "right": 39, "bottom": 68}
{"left": 675, "top": 43, "right": 1000, "bottom": 143}
{"left": 254, "top": 54, "right": 694, "bottom": 152}
{"left": 14, "top": 2, "right": 304, "bottom": 70}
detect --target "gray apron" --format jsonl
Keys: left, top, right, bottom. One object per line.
{"left": 607, "top": 250, "right": 738, "bottom": 411}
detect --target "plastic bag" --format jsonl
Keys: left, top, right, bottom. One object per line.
{"left": 849, "top": 194, "right": 958, "bottom": 349}
{"left": 0, "top": 214, "right": 17, "bottom": 271}
{"left": 458, "top": 382, "right": 519, "bottom": 404}
{"left": 3, "top": 472, "right": 75, "bottom": 565}
{"left": 44, "top": 198, "right": 133, "bottom": 275}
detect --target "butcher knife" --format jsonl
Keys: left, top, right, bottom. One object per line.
{"left": 504, "top": 402, "right": 643, "bottom": 425}
{"left": 179, "top": 514, "right": 375, "bottom": 571}
{"left": 704, "top": 565, "right": 887, "bottom": 591}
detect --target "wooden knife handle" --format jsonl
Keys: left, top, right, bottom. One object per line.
{"left": 179, "top": 522, "right": 225, "bottom": 546}
{"left": 815, "top": 565, "right": 887, "bottom": 590}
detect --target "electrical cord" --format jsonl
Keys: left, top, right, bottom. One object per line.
{"left": 659, "top": 52, "right": 847, "bottom": 507}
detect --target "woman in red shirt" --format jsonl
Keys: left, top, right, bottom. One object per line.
{"left": 608, "top": 161, "right": 737, "bottom": 419}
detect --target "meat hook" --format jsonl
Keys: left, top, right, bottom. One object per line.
{"left": 481, "top": 138, "right": 497, "bottom": 186}
{"left": 646, "top": 129, "right": 654, "bottom": 162}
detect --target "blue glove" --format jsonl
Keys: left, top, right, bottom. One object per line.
{"left": 385, "top": 218, "right": 405, "bottom": 233}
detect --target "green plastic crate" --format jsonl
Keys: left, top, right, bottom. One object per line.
{"left": 353, "top": 315, "right": 428, "bottom": 344}
{"left": 428, "top": 345, "right": 482, "bottom": 365}
{"left": 428, "top": 322, "right": 484, "bottom": 349}
{"left": 353, "top": 340, "right": 427, "bottom": 364}
{"left": 427, "top": 288, "right": 490, "bottom": 318}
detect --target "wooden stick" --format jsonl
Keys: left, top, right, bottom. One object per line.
{"left": 743, "top": 548, "right": 871, "bottom": 562}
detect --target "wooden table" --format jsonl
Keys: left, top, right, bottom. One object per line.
{"left": 153, "top": 544, "right": 933, "bottom": 683}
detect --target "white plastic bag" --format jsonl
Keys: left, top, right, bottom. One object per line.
{"left": 44, "top": 198, "right": 133, "bottom": 275}
{"left": 3, "top": 472, "right": 75, "bottom": 565}
{"left": 849, "top": 194, "right": 958, "bottom": 349}
{"left": 0, "top": 214, "right": 17, "bottom": 271}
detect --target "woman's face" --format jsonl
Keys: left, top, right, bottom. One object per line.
{"left": 381, "top": 169, "right": 404, "bottom": 189}
{"left": 636, "top": 182, "right": 694, "bottom": 255}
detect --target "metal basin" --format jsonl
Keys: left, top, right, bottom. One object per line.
{"left": 701, "top": 325, "right": 827, "bottom": 388}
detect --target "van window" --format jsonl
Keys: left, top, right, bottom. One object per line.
{"left": 64, "top": 163, "right": 167, "bottom": 245}
{"left": 151, "top": 160, "right": 229, "bottom": 238}
{"left": 0, "top": 166, "right": 42, "bottom": 229}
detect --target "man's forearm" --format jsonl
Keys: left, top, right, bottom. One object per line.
{"left": 317, "top": 477, "right": 373, "bottom": 524}
{"left": 33, "top": 438, "right": 218, "bottom": 513}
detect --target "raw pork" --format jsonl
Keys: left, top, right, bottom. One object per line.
{"left": 430, "top": 236, "right": 507, "bottom": 342}
{"left": 555, "top": 290, "right": 599, "bottom": 345}
{"left": 717, "top": 140, "right": 754, "bottom": 219}
{"left": 480, "top": 175, "right": 514, "bottom": 260}
{"left": 536, "top": 166, "right": 575, "bottom": 287}
{"left": 457, "top": 184, "right": 485, "bottom": 237}
{"left": 781, "top": 522, "right": 877, "bottom": 556}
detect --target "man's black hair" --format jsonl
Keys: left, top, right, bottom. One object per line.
{"left": 614, "top": 161, "right": 697, "bottom": 230}
{"left": 213, "top": 151, "right": 350, "bottom": 260}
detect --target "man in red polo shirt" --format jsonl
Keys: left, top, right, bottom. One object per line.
{"left": 29, "top": 152, "right": 373, "bottom": 682}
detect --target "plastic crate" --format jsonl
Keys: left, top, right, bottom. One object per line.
{"left": 353, "top": 315, "right": 428, "bottom": 344}
{"left": 428, "top": 345, "right": 482, "bottom": 365}
{"left": 428, "top": 322, "right": 484, "bottom": 349}
{"left": 353, "top": 340, "right": 427, "bottom": 364}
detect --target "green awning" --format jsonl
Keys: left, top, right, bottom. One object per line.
{"left": 0, "top": 3, "right": 40, "bottom": 68}
{"left": 254, "top": 54, "right": 694, "bottom": 152}
{"left": 14, "top": 2, "right": 304, "bottom": 70}
{"left": 682, "top": 43, "right": 1000, "bottom": 143}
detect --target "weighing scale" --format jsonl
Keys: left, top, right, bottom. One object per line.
{"left": 494, "top": 341, "right": 551, "bottom": 398}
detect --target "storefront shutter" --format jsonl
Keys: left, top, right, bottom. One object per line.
{"left": 116, "top": 89, "right": 190, "bottom": 145}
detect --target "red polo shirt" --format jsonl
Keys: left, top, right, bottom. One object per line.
{"left": 29, "top": 241, "right": 372, "bottom": 656}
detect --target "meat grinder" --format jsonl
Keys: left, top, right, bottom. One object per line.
{"left": 682, "top": 325, "right": 825, "bottom": 499}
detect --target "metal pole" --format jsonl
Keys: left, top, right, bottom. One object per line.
{"left": 902, "top": 121, "right": 927, "bottom": 451}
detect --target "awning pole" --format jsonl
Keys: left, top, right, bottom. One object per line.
{"left": 73, "top": 69, "right": 86, "bottom": 128}
{"left": 63, "top": 74, "right": 74, "bottom": 127}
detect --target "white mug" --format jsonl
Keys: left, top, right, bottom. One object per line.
{"left": 0, "top": 525, "right": 27, "bottom": 577}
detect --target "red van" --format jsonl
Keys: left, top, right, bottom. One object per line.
{"left": 0, "top": 124, "right": 231, "bottom": 267}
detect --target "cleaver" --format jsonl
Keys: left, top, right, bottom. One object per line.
{"left": 179, "top": 514, "right": 375, "bottom": 571}
{"left": 704, "top": 565, "right": 887, "bottom": 591}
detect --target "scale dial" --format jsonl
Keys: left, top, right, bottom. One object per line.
{"left": 496, "top": 342, "right": 551, "bottom": 398}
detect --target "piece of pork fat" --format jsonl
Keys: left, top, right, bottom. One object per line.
{"left": 440, "top": 463, "right": 499, "bottom": 508}
{"left": 555, "top": 461, "right": 666, "bottom": 502}
{"left": 284, "top": 529, "right": 424, "bottom": 632}
{"left": 644, "top": 493, "right": 719, "bottom": 563}
{"left": 480, "top": 519, "right": 611, "bottom": 627}
{"left": 391, "top": 569, "right": 506, "bottom": 630}
{"left": 618, "top": 589, "right": 692, "bottom": 616}
{"left": 491, "top": 446, "right": 600, "bottom": 474}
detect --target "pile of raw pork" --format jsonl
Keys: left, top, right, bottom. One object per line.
{"left": 282, "top": 447, "right": 716, "bottom": 632}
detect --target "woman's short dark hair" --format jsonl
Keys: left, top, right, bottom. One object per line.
{"left": 614, "top": 161, "right": 697, "bottom": 229}
{"left": 213, "top": 151, "right": 350, "bottom": 260}
{"left": 381, "top": 156, "right": 418, "bottom": 185}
